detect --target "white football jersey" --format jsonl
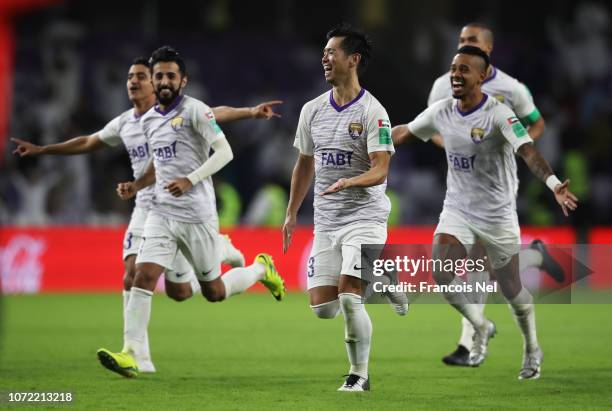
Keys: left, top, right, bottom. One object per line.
{"left": 408, "top": 94, "right": 533, "bottom": 224}
{"left": 140, "top": 95, "right": 225, "bottom": 224}
{"left": 99, "top": 108, "right": 155, "bottom": 210}
{"left": 294, "top": 89, "right": 395, "bottom": 232}
{"left": 428, "top": 66, "right": 541, "bottom": 124}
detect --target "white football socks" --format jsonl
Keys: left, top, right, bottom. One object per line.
{"left": 189, "top": 275, "right": 201, "bottom": 296}
{"left": 458, "top": 271, "right": 490, "bottom": 349}
{"left": 519, "top": 249, "right": 543, "bottom": 271}
{"left": 442, "top": 276, "right": 486, "bottom": 329}
{"left": 458, "top": 303, "right": 486, "bottom": 350}
{"left": 220, "top": 262, "right": 265, "bottom": 299}
{"left": 310, "top": 299, "right": 340, "bottom": 319}
{"left": 508, "top": 287, "right": 539, "bottom": 352}
{"left": 339, "top": 293, "right": 372, "bottom": 379}
{"left": 122, "top": 290, "right": 130, "bottom": 335}
{"left": 123, "top": 287, "right": 153, "bottom": 358}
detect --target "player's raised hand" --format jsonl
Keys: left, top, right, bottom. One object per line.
{"left": 11, "top": 138, "right": 42, "bottom": 157}
{"left": 250, "top": 100, "right": 283, "bottom": 120}
{"left": 553, "top": 179, "right": 578, "bottom": 217}
{"left": 282, "top": 214, "right": 296, "bottom": 254}
{"left": 165, "top": 177, "right": 193, "bottom": 197}
{"left": 117, "top": 182, "right": 137, "bottom": 200}
{"left": 321, "top": 178, "right": 349, "bottom": 196}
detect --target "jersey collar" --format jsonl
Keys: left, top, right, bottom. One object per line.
{"left": 155, "top": 95, "right": 184, "bottom": 116}
{"left": 483, "top": 66, "right": 497, "bottom": 84}
{"left": 455, "top": 93, "right": 488, "bottom": 117}
{"left": 329, "top": 88, "right": 365, "bottom": 112}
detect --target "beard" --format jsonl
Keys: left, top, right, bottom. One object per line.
{"left": 156, "top": 86, "right": 179, "bottom": 106}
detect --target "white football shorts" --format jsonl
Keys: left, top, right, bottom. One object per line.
{"left": 434, "top": 208, "right": 521, "bottom": 269}
{"left": 136, "top": 212, "right": 221, "bottom": 282}
{"left": 307, "top": 222, "right": 387, "bottom": 290}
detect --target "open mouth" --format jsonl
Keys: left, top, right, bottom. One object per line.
{"left": 323, "top": 64, "right": 332, "bottom": 75}
{"left": 451, "top": 78, "right": 465, "bottom": 93}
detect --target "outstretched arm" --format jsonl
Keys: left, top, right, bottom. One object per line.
{"left": 391, "top": 112, "right": 444, "bottom": 148}
{"left": 391, "top": 125, "right": 414, "bottom": 146}
{"left": 526, "top": 117, "right": 546, "bottom": 141}
{"left": 12, "top": 135, "right": 105, "bottom": 157}
{"left": 212, "top": 100, "right": 282, "bottom": 123}
{"left": 283, "top": 154, "right": 314, "bottom": 253}
{"left": 517, "top": 143, "right": 578, "bottom": 216}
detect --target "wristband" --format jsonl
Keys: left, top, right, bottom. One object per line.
{"left": 545, "top": 175, "right": 562, "bottom": 192}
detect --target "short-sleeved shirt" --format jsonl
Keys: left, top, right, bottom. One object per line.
{"left": 99, "top": 108, "right": 155, "bottom": 210}
{"left": 427, "top": 66, "right": 541, "bottom": 125}
{"left": 294, "top": 89, "right": 395, "bottom": 232}
{"left": 140, "top": 95, "right": 225, "bottom": 224}
{"left": 408, "top": 94, "right": 533, "bottom": 224}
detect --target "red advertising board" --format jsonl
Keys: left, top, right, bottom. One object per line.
{"left": 588, "top": 228, "right": 612, "bottom": 287}
{"left": 0, "top": 226, "right": 608, "bottom": 293}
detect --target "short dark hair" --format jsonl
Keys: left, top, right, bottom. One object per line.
{"left": 326, "top": 22, "right": 372, "bottom": 75}
{"left": 456, "top": 45, "right": 490, "bottom": 72}
{"left": 149, "top": 46, "right": 186, "bottom": 76}
{"left": 131, "top": 56, "right": 149, "bottom": 67}
{"left": 464, "top": 22, "right": 494, "bottom": 45}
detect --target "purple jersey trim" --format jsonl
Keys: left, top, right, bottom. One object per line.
{"left": 483, "top": 66, "right": 497, "bottom": 84}
{"left": 455, "top": 93, "right": 488, "bottom": 117}
{"left": 329, "top": 88, "right": 365, "bottom": 112}
{"left": 155, "top": 95, "right": 184, "bottom": 115}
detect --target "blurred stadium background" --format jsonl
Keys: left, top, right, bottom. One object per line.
{"left": 1, "top": 0, "right": 612, "bottom": 293}
{"left": 1, "top": 1, "right": 612, "bottom": 409}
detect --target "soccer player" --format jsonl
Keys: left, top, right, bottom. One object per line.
{"left": 12, "top": 56, "right": 283, "bottom": 374}
{"left": 426, "top": 23, "right": 565, "bottom": 367}
{"left": 428, "top": 23, "right": 545, "bottom": 139}
{"left": 392, "top": 46, "right": 577, "bottom": 379}
{"left": 95, "top": 46, "right": 285, "bottom": 378}
{"left": 284, "top": 23, "right": 400, "bottom": 392}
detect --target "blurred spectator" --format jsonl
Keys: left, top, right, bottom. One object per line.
{"left": 3, "top": 0, "right": 611, "bottom": 227}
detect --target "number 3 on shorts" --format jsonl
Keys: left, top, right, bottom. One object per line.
{"left": 124, "top": 232, "right": 133, "bottom": 250}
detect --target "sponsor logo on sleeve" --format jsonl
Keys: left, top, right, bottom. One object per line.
{"left": 210, "top": 119, "right": 223, "bottom": 135}
{"left": 507, "top": 116, "right": 527, "bottom": 138}
{"left": 378, "top": 119, "right": 391, "bottom": 144}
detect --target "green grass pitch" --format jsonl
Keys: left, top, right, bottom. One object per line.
{"left": 1, "top": 293, "right": 611, "bottom": 410}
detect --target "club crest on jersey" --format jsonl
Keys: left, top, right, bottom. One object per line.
{"left": 470, "top": 127, "right": 486, "bottom": 144}
{"left": 348, "top": 122, "right": 364, "bottom": 139}
{"left": 170, "top": 116, "right": 184, "bottom": 131}
{"left": 494, "top": 94, "right": 505, "bottom": 103}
